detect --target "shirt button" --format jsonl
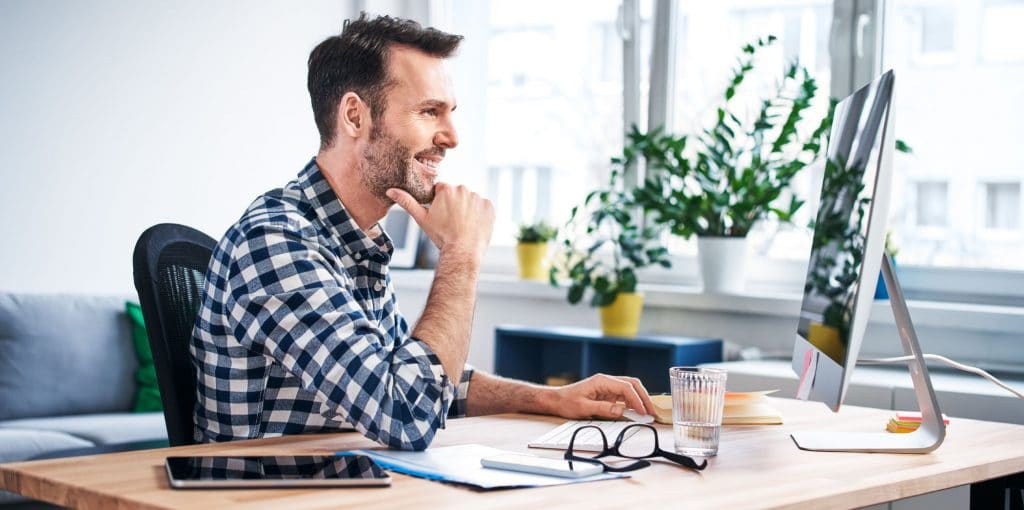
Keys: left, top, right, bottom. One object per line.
{"left": 373, "top": 281, "right": 383, "bottom": 292}
{"left": 354, "top": 253, "right": 362, "bottom": 260}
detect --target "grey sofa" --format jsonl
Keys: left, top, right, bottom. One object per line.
{"left": 0, "top": 293, "right": 168, "bottom": 505}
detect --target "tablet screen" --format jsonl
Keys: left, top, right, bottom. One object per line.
{"left": 165, "top": 455, "right": 390, "bottom": 488}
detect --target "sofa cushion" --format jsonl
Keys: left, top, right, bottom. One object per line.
{"left": 0, "top": 412, "right": 167, "bottom": 446}
{"left": 0, "top": 429, "right": 94, "bottom": 464}
{"left": 0, "top": 429, "right": 96, "bottom": 506}
{"left": 0, "top": 293, "right": 138, "bottom": 421}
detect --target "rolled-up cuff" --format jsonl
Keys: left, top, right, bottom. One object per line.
{"left": 447, "top": 364, "right": 475, "bottom": 418}
{"left": 405, "top": 336, "right": 454, "bottom": 428}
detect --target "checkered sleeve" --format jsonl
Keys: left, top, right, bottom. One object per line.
{"left": 226, "top": 223, "right": 452, "bottom": 450}
{"left": 447, "top": 364, "right": 474, "bottom": 418}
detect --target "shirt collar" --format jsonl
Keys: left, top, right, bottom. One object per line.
{"left": 297, "top": 158, "right": 394, "bottom": 264}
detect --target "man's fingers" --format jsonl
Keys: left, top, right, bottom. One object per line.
{"left": 582, "top": 400, "right": 625, "bottom": 420}
{"left": 595, "top": 374, "right": 646, "bottom": 415}
{"left": 386, "top": 188, "right": 428, "bottom": 225}
{"left": 617, "top": 376, "right": 654, "bottom": 415}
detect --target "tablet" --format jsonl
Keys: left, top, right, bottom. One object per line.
{"left": 481, "top": 453, "right": 603, "bottom": 479}
{"left": 165, "top": 455, "right": 391, "bottom": 489}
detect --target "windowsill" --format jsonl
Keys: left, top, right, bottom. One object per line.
{"left": 392, "top": 269, "right": 1024, "bottom": 333}
{"left": 703, "top": 359, "right": 1024, "bottom": 400}
{"left": 702, "top": 359, "right": 1024, "bottom": 426}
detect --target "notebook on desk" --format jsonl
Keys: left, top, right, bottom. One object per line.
{"left": 649, "top": 391, "right": 783, "bottom": 425}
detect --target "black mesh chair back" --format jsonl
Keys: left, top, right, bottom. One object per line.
{"left": 132, "top": 223, "right": 215, "bottom": 446}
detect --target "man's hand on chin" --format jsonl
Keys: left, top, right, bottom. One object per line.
{"left": 548, "top": 374, "right": 656, "bottom": 420}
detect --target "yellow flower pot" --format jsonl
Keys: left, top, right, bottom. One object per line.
{"left": 516, "top": 242, "right": 549, "bottom": 280}
{"left": 599, "top": 292, "right": 644, "bottom": 337}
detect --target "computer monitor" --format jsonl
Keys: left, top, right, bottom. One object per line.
{"left": 789, "top": 70, "right": 945, "bottom": 453}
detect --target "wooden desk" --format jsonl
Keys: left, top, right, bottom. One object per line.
{"left": 2, "top": 398, "right": 1022, "bottom": 509}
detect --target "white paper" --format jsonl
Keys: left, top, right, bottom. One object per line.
{"left": 344, "top": 444, "right": 624, "bottom": 489}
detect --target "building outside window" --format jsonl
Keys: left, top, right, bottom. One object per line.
{"left": 914, "top": 181, "right": 949, "bottom": 228}
{"left": 884, "top": 0, "right": 1024, "bottom": 272}
{"left": 982, "top": 182, "right": 1021, "bottom": 230}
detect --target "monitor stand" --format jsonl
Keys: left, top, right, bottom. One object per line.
{"left": 791, "top": 255, "right": 946, "bottom": 453}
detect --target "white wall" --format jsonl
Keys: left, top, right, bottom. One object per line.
{"left": 0, "top": 0, "right": 354, "bottom": 294}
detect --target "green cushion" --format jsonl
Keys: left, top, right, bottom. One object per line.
{"left": 125, "top": 302, "right": 162, "bottom": 412}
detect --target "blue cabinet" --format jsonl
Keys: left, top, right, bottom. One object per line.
{"left": 494, "top": 325, "right": 723, "bottom": 394}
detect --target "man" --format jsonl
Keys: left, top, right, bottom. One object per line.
{"left": 192, "top": 13, "right": 653, "bottom": 451}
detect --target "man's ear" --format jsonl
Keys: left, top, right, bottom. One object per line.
{"left": 337, "top": 91, "right": 370, "bottom": 138}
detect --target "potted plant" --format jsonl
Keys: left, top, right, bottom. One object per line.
{"left": 630, "top": 36, "right": 834, "bottom": 293}
{"left": 550, "top": 165, "right": 671, "bottom": 337}
{"left": 515, "top": 221, "right": 558, "bottom": 281}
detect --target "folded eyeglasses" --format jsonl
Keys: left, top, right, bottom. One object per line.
{"left": 563, "top": 424, "right": 708, "bottom": 473}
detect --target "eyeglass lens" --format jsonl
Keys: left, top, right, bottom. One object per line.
{"left": 617, "top": 424, "right": 658, "bottom": 458}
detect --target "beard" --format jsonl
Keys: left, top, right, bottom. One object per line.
{"left": 360, "top": 124, "right": 437, "bottom": 204}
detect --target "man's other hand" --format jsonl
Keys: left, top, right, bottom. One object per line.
{"left": 550, "top": 374, "right": 655, "bottom": 420}
{"left": 388, "top": 184, "right": 494, "bottom": 261}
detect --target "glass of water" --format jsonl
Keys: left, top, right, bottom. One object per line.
{"left": 670, "top": 366, "right": 727, "bottom": 457}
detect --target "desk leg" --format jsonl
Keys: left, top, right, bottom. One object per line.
{"left": 970, "top": 472, "right": 1024, "bottom": 510}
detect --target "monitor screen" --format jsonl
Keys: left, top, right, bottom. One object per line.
{"left": 792, "top": 70, "right": 896, "bottom": 411}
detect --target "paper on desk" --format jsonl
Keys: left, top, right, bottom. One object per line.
{"left": 340, "top": 444, "right": 624, "bottom": 489}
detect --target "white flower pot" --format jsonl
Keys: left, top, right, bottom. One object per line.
{"left": 697, "top": 236, "right": 748, "bottom": 294}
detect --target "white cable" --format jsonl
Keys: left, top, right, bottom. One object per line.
{"left": 858, "top": 354, "right": 1024, "bottom": 400}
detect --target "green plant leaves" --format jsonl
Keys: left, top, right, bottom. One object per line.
{"left": 631, "top": 35, "right": 833, "bottom": 240}
{"left": 567, "top": 283, "right": 585, "bottom": 305}
{"left": 551, "top": 142, "right": 672, "bottom": 307}
{"left": 552, "top": 34, "right": 833, "bottom": 308}
{"left": 516, "top": 220, "right": 558, "bottom": 243}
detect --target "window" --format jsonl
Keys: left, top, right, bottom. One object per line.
{"left": 981, "top": 1, "right": 1024, "bottom": 63}
{"left": 914, "top": 181, "right": 948, "bottom": 227}
{"left": 920, "top": 6, "right": 955, "bottom": 53}
{"left": 431, "top": 0, "right": 1023, "bottom": 302}
{"left": 982, "top": 182, "right": 1021, "bottom": 230}
{"left": 884, "top": 0, "right": 1024, "bottom": 272}
{"left": 888, "top": 2, "right": 957, "bottom": 66}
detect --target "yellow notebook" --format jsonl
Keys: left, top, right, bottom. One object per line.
{"left": 650, "top": 390, "right": 782, "bottom": 425}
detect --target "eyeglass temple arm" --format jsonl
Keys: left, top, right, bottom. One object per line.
{"left": 564, "top": 453, "right": 651, "bottom": 473}
{"left": 659, "top": 450, "right": 708, "bottom": 471}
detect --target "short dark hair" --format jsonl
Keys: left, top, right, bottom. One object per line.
{"left": 307, "top": 13, "right": 463, "bottom": 149}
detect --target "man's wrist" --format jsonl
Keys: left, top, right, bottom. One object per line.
{"left": 527, "top": 384, "right": 562, "bottom": 416}
{"left": 438, "top": 244, "right": 482, "bottom": 272}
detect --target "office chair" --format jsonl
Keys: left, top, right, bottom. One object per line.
{"left": 132, "top": 223, "right": 215, "bottom": 447}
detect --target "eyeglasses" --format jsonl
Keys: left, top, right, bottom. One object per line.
{"left": 563, "top": 424, "right": 708, "bottom": 473}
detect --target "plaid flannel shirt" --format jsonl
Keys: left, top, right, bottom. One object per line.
{"left": 191, "top": 158, "right": 473, "bottom": 450}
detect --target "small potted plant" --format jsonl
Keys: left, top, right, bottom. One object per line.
{"left": 515, "top": 221, "right": 558, "bottom": 281}
{"left": 631, "top": 36, "right": 834, "bottom": 293}
{"left": 550, "top": 165, "right": 671, "bottom": 337}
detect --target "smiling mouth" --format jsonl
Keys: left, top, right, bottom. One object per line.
{"left": 414, "top": 155, "right": 441, "bottom": 177}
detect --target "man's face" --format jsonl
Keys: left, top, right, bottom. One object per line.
{"left": 359, "top": 45, "right": 459, "bottom": 205}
